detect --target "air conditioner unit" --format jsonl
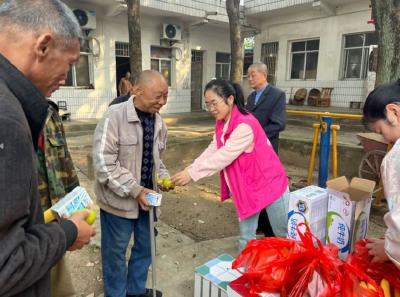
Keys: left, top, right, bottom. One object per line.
{"left": 162, "top": 24, "right": 181, "bottom": 41}
{"left": 73, "top": 9, "right": 96, "bottom": 30}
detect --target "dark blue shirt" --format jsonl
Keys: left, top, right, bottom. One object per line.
{"left": 136, "top": 108, "right": 155, "bottom": 189}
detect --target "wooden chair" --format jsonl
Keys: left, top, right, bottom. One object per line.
{"left": 57, "top": 100, "right": 71, "bottom": 121}
{"left": 316, "top": 88, "right": 333, "bottom": 107}
{"left": 307, "top": 88, "right": 321, "bottom": 106}
{"left": 289, "top": 88, "right": 307, "bottom": 105}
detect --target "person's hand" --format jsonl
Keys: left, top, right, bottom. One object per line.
{"left": 366, "top": 238, "right": 390, "bottom": 263}
{"left": 157, "top": 176, "right": 174, "bottom": 192}
{"left": 171, "top": 169, "right": 192, "bottom": 186}
{"left": 136, "top": 188, "right": 154, "bottom": 211}
{"left": 68, "top": 210, "right": 96, "bottom": 251}
{"left": 158, "top": 183, "right": 171, "bottom": 192}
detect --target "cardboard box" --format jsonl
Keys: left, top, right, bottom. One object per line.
{"left": 326, "top": 176, "right": 375, "bottom": 259}
{"left": 287, "top": 185, "right": 328, "bottom": 242}
{"left": 227, "top": 275, "right": 280, "bottom": 297}
{"left": 194, "top": 254, "right": 241, "bottom": 297}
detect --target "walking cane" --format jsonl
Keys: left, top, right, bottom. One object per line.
{"left": 146, "top": 192, "right": 162, "bottom": 297}
{"left": 149, "top": 206, "right": 157, "bottom": 297}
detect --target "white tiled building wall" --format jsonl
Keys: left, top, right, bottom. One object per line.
{"left": 252, "top": 0, "right": 375, "bottom": 108}
{"left": 143, "top": 0, "right": 228, "bottom": 21}
{"left": 245, "top": 0, "right": 314, "bottom": 14}
{"left": 53, "top": 0, "right": 375, "bottom": 118}
{"left": 277, "top": 80, "right": 368, "bottom": 108}
{"left": 53, "top": 0, "right": 231, "bottom": 119}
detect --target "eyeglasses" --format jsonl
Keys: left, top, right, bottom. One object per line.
{"left": 204, "top": 98, "right": 224, "bottom": 111}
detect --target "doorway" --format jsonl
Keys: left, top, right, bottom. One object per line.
{"left": 115, "top": 42, "right": 130, "bottom": 96}
{"left": 191, "top": 50, "right": 203, "bottom": 111}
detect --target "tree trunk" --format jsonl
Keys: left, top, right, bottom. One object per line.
{"left": 371, "top": 0, "right": 400, "bottom": 86}
{"left": 226, "top": 0, "right": 243, "bottom": 84}
{"left": 127, "top": 0, "right": 142, "bottom": 84}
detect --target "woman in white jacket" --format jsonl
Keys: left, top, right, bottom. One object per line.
{"left": 363, "top": 80, "right": 400, "bottom": 268}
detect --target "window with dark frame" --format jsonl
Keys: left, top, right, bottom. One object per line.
{"left": 290, "top": 39, "right": 319, "bottom": 80}
{"left": 243, "top": 48, "right": 254, "bottom": 74}
{"left": 150, "top": 46, "right": 172, "bottom": 86}
{"left": 261, "top": 42, "right": 279, "bottom": 85}
{"left": 342, "top": 32, "right": 378, "bottom": 80}
{"left": 215, "top": 52, "right": 231, "bottom": 80}
{"left": 65, "top": 39, "right": 93, "bottom": 88}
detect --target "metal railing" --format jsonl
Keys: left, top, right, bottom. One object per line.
{"left": 287, "top": 110, "right": 362, "bottom": 186}
{"left": 287, "top": 110, "right": 362, "bottom": 120}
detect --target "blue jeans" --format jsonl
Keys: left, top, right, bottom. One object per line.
{"left": 238, "top": 188, "right": 290, "bottom": 251}
{"left": 101, "top": 209, "right": 151, "bottom": 297}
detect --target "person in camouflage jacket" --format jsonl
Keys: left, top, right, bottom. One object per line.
{"left": 37, "top": 100, "right": 80, "bottom": 297}
{"left": 37, "top": 100, "right": 79, "bottom": 210}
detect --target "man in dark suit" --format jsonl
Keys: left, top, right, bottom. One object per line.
{"left": 246, "top": 62, "right": 286, "bottom": 153}
{"left": 245, "top": 62, "right": 287, "bottom": 237}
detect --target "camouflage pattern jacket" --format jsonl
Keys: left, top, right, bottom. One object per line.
{"left": 37, "top": 101, "right": 79, "bottom": 210}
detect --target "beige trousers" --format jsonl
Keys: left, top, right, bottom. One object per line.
{"left": 51, "top": 256, "right": 76, "bottom": 297}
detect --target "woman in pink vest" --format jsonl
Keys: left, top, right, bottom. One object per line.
{"left": 172, "top": 79, "right": 289, "bottom": 250}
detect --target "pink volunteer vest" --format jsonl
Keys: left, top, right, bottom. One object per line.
{"left": 215, "top": 105, "right": 288, "bottom": 220}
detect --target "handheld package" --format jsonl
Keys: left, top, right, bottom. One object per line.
{"left": 145, "top": 192, "right": 163, "bottom": 207}
{"left": 43, "top": 186, "right": 94, "bottom": 224}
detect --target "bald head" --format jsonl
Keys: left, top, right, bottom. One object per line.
{"left": 134, "top": 70, "right": 168, "bottom": 114}
{"left": 247, "top": 62, "right": 269, "bottom": 90}
{"left": 137, "top": 70, "right": 167, "bottom": 88}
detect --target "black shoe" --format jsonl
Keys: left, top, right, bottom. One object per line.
{"left": 127, "top": 289, "right": 162, "bottom": 297}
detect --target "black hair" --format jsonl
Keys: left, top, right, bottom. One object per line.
{"left": 363, "top": 79, "right": 400, "bottom": 125}
{"left": 204, "top": 79, "right": 248, "bottom": 115}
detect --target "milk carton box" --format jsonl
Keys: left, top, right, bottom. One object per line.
{"left": 194, "top": 254, "right": 241, "bottom": 297}
{"left": 326, "top": 176, "right": 375, "bottom": 259}
{"left": 145, "top": 192, "right": 162, "bottom": 206}
{"left": 51, "top": 186, "right": 93, "bottom": 218}
{"left": 287, "top": 185, "right": 328, "bottom": 242}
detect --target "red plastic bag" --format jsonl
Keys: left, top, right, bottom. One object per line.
{"left": 344, "top": 240, "right": 400, "bottom": 295}
{"left": 232, "top": 223, "right": 343, "bottom": 297}
{"left": 341, "top": 261, "right": 383, "bottom": 297}
{"left": 232, "top": 237, "right": 297, "bottom": 294}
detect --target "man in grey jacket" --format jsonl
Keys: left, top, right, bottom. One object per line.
{"left": 93, "top": 70, "right": 170, "bottom": 297}
{"left": 0, "top": 1, "right": 95, "bottom": 296}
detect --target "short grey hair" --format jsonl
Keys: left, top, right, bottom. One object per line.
{"left": 0, "top": 0, "right": 83, "bottom": 47}
{"left": 248, "top": 62, "right": 268, "bottom": 76}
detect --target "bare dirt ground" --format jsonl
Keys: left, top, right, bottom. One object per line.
{"left": 65, "top": 139, "right": 387, "bottom": 297}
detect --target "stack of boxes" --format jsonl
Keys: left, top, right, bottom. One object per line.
{"left": 194, "top": 254, "right": 241, "bottom": 297}
{"left": 287, "top": 185, "right": 328, "bottom": 243}
{"left": 325, "top": 176, "right": 375, "bottom": 259}
{"left": 194, "top": 176, "right": 376, "bottom": 296}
